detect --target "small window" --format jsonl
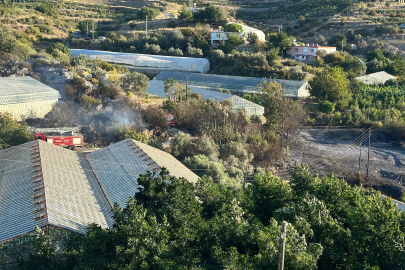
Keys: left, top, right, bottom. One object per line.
{"left": 293, "top": 48, "right": 298, "bottom": 52}
{"left": 311, "top": 48, "right": 317, "bottom": 52}
{"left": 303, "top": 47, "right": 308, "bottom": 52}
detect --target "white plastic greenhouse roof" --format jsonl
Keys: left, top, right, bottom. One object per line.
{"left": 0, "top": 77, "right": 61, "bottom": 105}
{"left": 0, "top": 139, "right": 198, "bottom": 243}
{"left": 154, "top": 71, "right": 310, "bottom": 97}
{"left": 233, "top": 23, "right": 266, "bottom": 42}
{"left": 355, "top": 71, "right": 396, "bottom": 85}
{"left": 146, "top": 80, "right": 264, "bottom": 116}
{"left": 70, "top": 49, "right": 210, "bottom": 73}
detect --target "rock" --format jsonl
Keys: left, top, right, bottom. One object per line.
{"left": 34, "top": 66, "right": 74, "bottom": 98}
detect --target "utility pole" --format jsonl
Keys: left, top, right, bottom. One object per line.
{"left": 278, "top": 221, "right": 288, "bottom": 270}
{"left": 145, "top": 15, "right": 148, "bottom": 38}
{"left": 186, "top": 76, "right": 188, "bottom": 101}
{"left": 92, "top": 20, "right": 94, "bottom": 39}
{"left": 359, "top": 139, "right": 362, "bottom": 171}
{"left": 366, "top": 128, "right": 371, "bottom": 177}
{"left": 86, "top": 21, "right": 88, "bottom": 38}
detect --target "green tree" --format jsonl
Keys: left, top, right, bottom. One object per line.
{"left": 247, "top": 32, "right": 259, "bottom": 45}
{"left": 225, "top": 23, "right": 243, "bottom": 32}
{"left": 0, "top": 113, "right": 31, "bottom": 149}
{"left": 164, "top": 78, "right": 176, "bottom": 98}
{"left": 329, "top": 33, "right": 347, "bottom": 50}
{"left": 268, "top": 31, "right": 294, "bottom": 56}
{"left": 122, "top": 72, "right": 149, "bottom": 93}
{"left": 309, "top": 67, "right": 351, "bottom": 106}
{"left": 137, "top": 6, "right": 160, "bottom": 20}
{"left": 178, "top": 4, "right": 193, "bottom": 21}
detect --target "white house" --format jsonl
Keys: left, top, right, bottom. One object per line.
{"left": 211, "top": 23, "right": 266, "bottom": 45}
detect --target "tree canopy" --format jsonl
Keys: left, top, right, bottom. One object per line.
{"left": 309, "top": 66, "right": 351, "bottom": 106}
{"left": 0, "top": 113, "right": 31, "bottom": 149}
{"left": 18, "top": 166, "right": 405, "bottom": 269}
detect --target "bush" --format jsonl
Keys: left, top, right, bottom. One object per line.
{"left": 137, "top": 6, "right": 160, "bottom": 20}
{"left": 81, "top": 95, "right": 101, "bottom": 110}
{"left": 142, "top": 107, "right": 169, "bottom": 131}
{"left": 167, "top": 20, "right": 176, "bottom": 28}
{"left": 318, "top": 100, "right": 336, "bottom": 114}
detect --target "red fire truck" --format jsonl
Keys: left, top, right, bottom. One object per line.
{"left": 29, "top": 127, "right": 84, "bottom": 150}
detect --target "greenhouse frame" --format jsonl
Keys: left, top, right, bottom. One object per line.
{"left": 154, "top": 71, "right": 310, "bottom": 98}
{"left": 146, "top": 80, "right": 265, "bottom": 116}
{"left": 69, "top": 49, "right": 210, "bottom": 73}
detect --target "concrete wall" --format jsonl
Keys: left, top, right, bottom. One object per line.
{"left": 0, "top": 99, "right": 59, "bottom": 121}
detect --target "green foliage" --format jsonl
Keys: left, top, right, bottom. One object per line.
{"left": 225, "top": 23, "right": 243, "bottom": 32}
{"left": 268, "top": 31, "right": 295, "bottom": 54}
{"left": 122, "top": 72, "right": 149, "bottom": 93}
{"left": 141, "top": 107, "right": 169, "bottom": 131}
{"left": 194, "top": 4, "right": 228, "bottom": 24}
{"left": 178, "top": 4, "right": 193, "bottom": 21}
{"left": 167, "top": 20, "right": 176, "bottom": 28}
{"left": 34, "top": 3, "right": 58, "bottom": 17}
{"left": 114, "top": 125, "right": 149, "bottom": 143}
{"left": 80, "top": 95, "right": 101, "bottom": 110}
{"left": 0, "top": 113, "right": 31, "bottom": 149}
{"left": 21, "top": 166, "right": 405, "bottom": 269}
{"left": 309, "top": 67, "right": 351, "bottom": 106}
{"left": 247, "top": 32, "right": 258, "bottom": 45}
{"left": 318, "top": 100, "right": 336, "bottom": 114}
{"left": 137, "top": 6, "right": 160, "bottom": 21}
{"left": 329, "top": 33, "right": 347, "bottom": 50}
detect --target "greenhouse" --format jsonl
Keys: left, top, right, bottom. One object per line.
{"left": 0, "top": 139, "right": 198, "bottom": 269}
{"left": 146, "top": 80, "right": 264, "bottom": 116}
{"left": 69, "top": 49, "right": 210, "bottom": 73}
{"left": 154, "top": 71, "right": 310, "bottom": 98}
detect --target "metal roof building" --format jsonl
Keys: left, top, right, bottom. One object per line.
{"left": 70, "top": 49, "right": 210, "bottom": 73}
{"left": 0, "top": 77, "right": 61, "bottom": 121}
{"left": 0, "top": 139, "right": 198, "bottom": 266}
{"left": 154, "top": 71, "right": 310, "bottom": 98}
{"left": 146, "top": 80, "right": 265, "bottom": 116}
{"left": 355, "top": 71, "right": 396, "bottom": 85}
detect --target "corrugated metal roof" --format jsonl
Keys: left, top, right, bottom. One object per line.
{"left": 146, "top": 80, "right": 264, "bottom": 115}
{"left": 70, "top": 49, "right": 210, "bottom": 73}
{"left": 87, "top": 139, "right": 199, "bottom": 208}
{"left": 134, "top": 140, "right": 200, "bottom": 184}
{"left": 355, "top": 71, "right": 396, "bottom": 85}
{"left": 0, "top": 139, "right": 199, "bottom": 243}
{"left": 0, "top": 140, "right": 113, "bottom": 243}
{"left": 0, "top": 77, "right": 61, "bottom": 105}
{"left": 39, "top": 141, "right": 113, "bottom": 234}
{"left": 154, "top": 71, "right": 309, "bottom": 97}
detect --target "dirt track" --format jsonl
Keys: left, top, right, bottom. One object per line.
{"left": 286, "top": 128, "right": 405, "bottom": 198}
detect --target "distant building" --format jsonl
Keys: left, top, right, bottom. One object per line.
{"left": 70, "top": 49, "right": 210, "bottom": 73}
{"left": 0, "top": 139, "right": 199, "bottom": 267}
{"left": 154, "top": 71, "right": 310, "bottom": 98}
{"left": 211, "top": 23, "right": 266, "bottom": 45}
{"left": 355, "top": 71, "right": 396, "bottom": 85}
{"left": 0, "top": 77, "right": 61, "bottom": 121}
{"left": 286, "top": 44, "right": 337, "bottom": 61}
{"left": 146, "top": 80, "right": 265, "bottom": 116}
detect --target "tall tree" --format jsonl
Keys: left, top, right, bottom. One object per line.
{"left": 309, "top": 67, "right": 351, "bottom": 106}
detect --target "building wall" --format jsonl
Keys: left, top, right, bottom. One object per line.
{"left": 287, "top": 46, "right": 336, "bottom": 57}
{"left": 0, "top": 99, "right": 59, "bottom": 121}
